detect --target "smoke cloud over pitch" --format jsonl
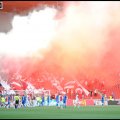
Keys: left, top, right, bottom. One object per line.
{"left": 0, "top": 7, "right": 58, "bottom": 57}
{"left": 50, "top": 1, "right": 120, "bottom": 88}
{"left": 1, "top": 1, "right": 120, "bottom": 89}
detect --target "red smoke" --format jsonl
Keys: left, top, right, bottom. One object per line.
{"left": 1, "top": 1, "right": 120, "bottom": 97}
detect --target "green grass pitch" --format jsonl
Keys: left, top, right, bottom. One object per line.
{"left": 0, "top": 106, "right": 120, "bottom": 119}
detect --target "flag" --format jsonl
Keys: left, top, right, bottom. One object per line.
{"left": 1, "top": 80, "right": 10, "bottom": 90}
{"left": 78, "top": 83, "right": 89, "bottom": 96}
{"left": 64, "top": 80, "right": 76, "bottom": 86}
{"left": 10, "top": 81, "right": 22, "bottom": 90}
{"left": 11, "top": 82, "right": 21, "bottom": 87}
{"left": 75, "top": 87, "right": 82, "bottom": 93}
{"left": 64, "top": 85, "right": 74, "bottom": 89}
{"left": 51, "top": 79, "right": 63, "bottom": 91}
{"left": 21, "top": 80, "right": 28, "bottom": 90}
{"left": 64, "top": 80, "right": 76, "bottom": 89}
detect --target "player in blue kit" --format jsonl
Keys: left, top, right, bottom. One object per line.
{"left": 47, "top": 95, "right": 50, "bottom": 106}
{"left": 41, "top": 94, "right": 44, "bottom": 106}
{"left": 63, "top": 93, "right": 67, "bottom": 108}
{"left": 101, "top": 94, "right": 105, "bottom": 106}
{"left": 22, "top": 95, "right": 26, "bottom": 107}
{"left": 56, "top": 94, "right": 59, "bottom": 108}
{"left": 7, "top": 95, "right": 11, "bottom": 108}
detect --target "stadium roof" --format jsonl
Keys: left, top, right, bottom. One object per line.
{"left": 0, "top": 1, "right": 64, "bottom": 14}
